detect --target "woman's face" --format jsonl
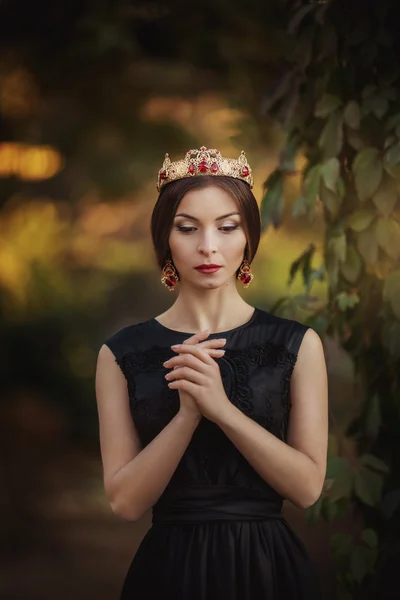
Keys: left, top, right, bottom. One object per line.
{"left": 168, "top": 185, "right": 248, "bottom": 289}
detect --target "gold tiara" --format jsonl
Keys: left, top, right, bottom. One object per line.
{"left": 156, "top": 146, "right": 254, "bottom": 192}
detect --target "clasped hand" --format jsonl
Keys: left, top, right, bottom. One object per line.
{"left": 163, "top": 331, "right": 232, "bottom": 424}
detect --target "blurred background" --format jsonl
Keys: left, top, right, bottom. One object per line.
{"left": 1, "top": 1, "right": 400, "bottom": 599}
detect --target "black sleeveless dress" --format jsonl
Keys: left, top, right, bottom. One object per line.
{"left": 104, "top": 306, "right": 322, "bottom": 599}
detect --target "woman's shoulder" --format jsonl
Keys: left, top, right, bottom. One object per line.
{"left": 254, "top": 307, "right": 313, "bottom": 357}
{"left": 101, "top": 317, "right": 155, "bottom": 361}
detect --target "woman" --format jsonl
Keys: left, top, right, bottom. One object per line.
{"left": 95, "top": 146, "right": 328, "bottom": 599}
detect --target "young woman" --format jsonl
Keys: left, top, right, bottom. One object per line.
{"left": 95, "top": 146, "right": 328, "bottom": 599}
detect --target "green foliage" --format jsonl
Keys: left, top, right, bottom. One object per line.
{"left": 260, "top": 0, "right": 400, "bottom": 595}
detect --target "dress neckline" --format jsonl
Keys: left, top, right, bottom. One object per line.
{"left": 151, "top": 307, "right": 259, "bottom": 337}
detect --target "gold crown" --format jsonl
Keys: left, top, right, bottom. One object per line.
{"left": 156, "top": 146, "right": 254, "bottom": 192}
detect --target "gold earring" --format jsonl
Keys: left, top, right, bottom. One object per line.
{"left": 237, "top": 260, "right": 253, "bottom": 288}
{"left": 161, "top": 259, "right": 179, "bottom": 291}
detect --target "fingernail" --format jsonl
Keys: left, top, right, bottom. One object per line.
{"left": 171, "top": 344, "right": 180, "bottom": 349}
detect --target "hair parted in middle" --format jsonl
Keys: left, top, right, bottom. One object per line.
{"left": 150, "top": 175, "right": 261, "bottom": 278}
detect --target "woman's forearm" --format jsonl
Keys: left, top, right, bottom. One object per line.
{"left": 108, "top": 410, "right": 201, "bottom": 521}
{"left": 216, "top": 404, "right": 322, "bottom": 509}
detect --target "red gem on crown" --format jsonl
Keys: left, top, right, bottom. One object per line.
{"left": 210, "top": 162, "right": 218, "bottom": 173}
{"left": 188, "top": 163, "right": 196, "bottom": 174}
{"left": 160, "top": 170, "right": 168, "bottom": 180}
{"left": 242, "top": 166, "right": 249, "bottom": 177}
{"left": 198, "top": 160, "right": 209, "bottom": 173}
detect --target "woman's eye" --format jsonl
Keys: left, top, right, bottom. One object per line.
{"left": 220, "top": 225, "right": 239, "bottom": 232}
{"left": 176, "top": 226, "right": 196, "bottom": 233}
{"left": 176, "top": 225, "right": 239, "bottom": 234}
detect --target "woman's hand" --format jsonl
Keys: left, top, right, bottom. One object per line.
{"left": 172, "top": 331, "right": 226, "bottom": 422}
{"left": 163, "top": 340, "right": 233, "bottom": 424}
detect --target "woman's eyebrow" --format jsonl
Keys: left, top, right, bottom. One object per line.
{"left": 174, "top": 211, "right": 240, "bottom": 221}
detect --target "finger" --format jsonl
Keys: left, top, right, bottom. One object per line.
{"left": 165, "top": 366, "right": 204, "bottom": 385}
{"left": 164, "top": 352, "right": 208, "bottom": 372}
{"left": 197, "top": 338, "right": 226, "bottom": 349}
{"left": 166, "top": 349, "right": 224, "bottom": 371}
{"left": 169, "top": 344, "right": 214, "bottom": 366}
{"left": 167, "top": 378, "right": 199, "bottom": 395}
{"left": 206, "top": 349, "right": 226, "bottom": 358}
{"left": 182, "top": 330, "right": 210, "bottom": 345}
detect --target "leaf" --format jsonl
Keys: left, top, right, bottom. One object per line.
{"left": 291, "top": 196, "right": 308, "bottom": 218}
{"left": 384, "top": 134, "right": 396, "bottom": 150}
{"left": 347, "top": 210, "right": 376, "bottom": 232}
{"left": 384, "top": 112, "right": 400, "bottom": 131}
{"left": 354, "top": 468, "right": 384, "bottom": 506}
{"left": 346, "top": 129, "right": 365, "bottom": 151}
{"left": 383, "top": 141, "right": 400, "bottom": 178}
{"left": 336, "top": 291, "right": 361, "bottom": 311}
{"left": 357, "top": 224, "right": 379, "bottom": 265}
{"left": 340, "top": 246, "right": 363, "bottom": 283}
{"left": 295, "top": 29, "right": 314, "bottom": 70}
{"left": 362, "top": 95, "right": 389, "bottom": 119}
{"left": 321, "top": 497, "right": 337, "bottom": 521}
{"left": 288, "top": 245, "right": 316, "bottom": 287}
{"left": 319, "top": 111, "right": 343, "bottom": 159}
{"left": 344, "top": 101, "right": 361, "bottom": 129}
{"left": 329, "top": 467, "right": 354, "bottom": 501}
{"left": 303, "top": 165, "right": 321, "bottom": 207}
{"left": 279, "top": 133, "right": 302, "bottom": 173}
{"left": 288, "top": 3, "right": 317, "bottom": 33}
{"left": 330, "top": 532, "right": 353, "bottom": 557}
{"left": 361, "top": 529, "right": 378, "bottom": 549}
{"left": 382, "top": 269, "right": 400, "bottom": 319}
{"left": 337, "top": 176, "right": 345, "bottom": 198}
{"left": 315, "top": 94, "right": 342, "bottom": 118}
{"left": 352, "top": 147, "right": 383, "bottom": 202}
{"left": 260, "top": 177, "right": 284, "bottom": 232}
{"left": 328, "top": 233, "right": 347, "bottom": 263}
{"left": 372, "top": 178, "right": 398, "bottom": 217}
{"left": 360, "top": 453, "right": 389, "bottom": 474}
{"left": 320, "top": 183, "right": 342, "bottom": 218}
{"left": 362, "top": 84, "right": 378, "bottom": 99}
{"left": 321, "top": 157, "right": 340, "bottom": 191}
{"left": 376, "top": 217, "right": 400, "bottom": 259}
{"left": 326, "top": 456, "right": 351, "bottom": 479}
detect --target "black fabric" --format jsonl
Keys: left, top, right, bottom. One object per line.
{"left": 104, "top": 307, "right": 322, "bottom": 599}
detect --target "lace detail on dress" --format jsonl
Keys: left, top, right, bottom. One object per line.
{"left": 280, "top": 351, "right": 298, "bottom": 442}
{"left": 114, "top": 340, "right": 299, "bottom": 445}
{"left": 220, "top": 353, "right": 254, "bottom": 418}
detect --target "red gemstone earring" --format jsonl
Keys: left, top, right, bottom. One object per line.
{"left": 237, "top": 260, "right": 254, "bottom": 288}
{"left": 161, "top": 259, "right": 179, "bottom": 291}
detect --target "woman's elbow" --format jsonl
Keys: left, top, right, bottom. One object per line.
{"left": 105, "top": 482, "right": 140, "bottom": 521}
{"left": 109, "top": 495, "right": 140, "bottom": 521}
{"left": 291, "top": 481, "right": 324, "bottom": 510}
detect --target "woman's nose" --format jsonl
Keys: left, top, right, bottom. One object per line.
{"left": 197, "top": 232, "right": 218, "bottom": 255}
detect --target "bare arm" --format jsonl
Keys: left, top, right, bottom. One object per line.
{"left": 214, "top": 328, "right": 328, "bottom": 509}
{"left": 95, "top": 344, "right": 201, "bottom": 522}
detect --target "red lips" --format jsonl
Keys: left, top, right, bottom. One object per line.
{"left": 195, "top": 264, "right": 222, "bottom": 269}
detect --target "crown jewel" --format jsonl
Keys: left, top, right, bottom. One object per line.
{"left": 156, "top": 146, "right": 254, "bottom": 192}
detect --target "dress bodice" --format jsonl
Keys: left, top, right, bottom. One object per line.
{"left": 103, "top": 307, "right": 310, "bottom": 504}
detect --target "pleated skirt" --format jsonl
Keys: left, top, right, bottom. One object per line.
{"left": 120, "top": 518, "right": 322, "bottom": 599}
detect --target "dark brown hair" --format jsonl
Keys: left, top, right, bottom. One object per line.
{"left": 151, "top": 176, "right": 261, "bottom": 275}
